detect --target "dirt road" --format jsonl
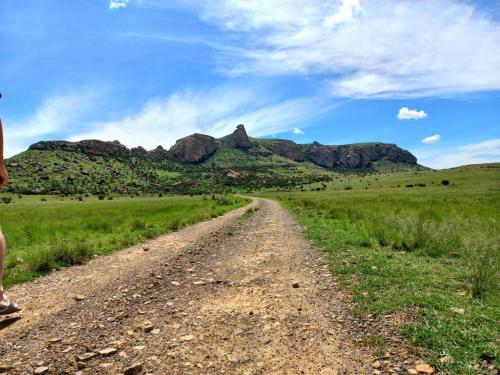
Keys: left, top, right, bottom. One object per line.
{"left": 0, "top": 198, "right": 409, "bottom": 374}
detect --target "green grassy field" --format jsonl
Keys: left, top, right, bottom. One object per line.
{"left": 0, "top": 194, "right": 248, "bottom": 287}
{"left": 261, "top": 163, "right": 500, "bottom": 374}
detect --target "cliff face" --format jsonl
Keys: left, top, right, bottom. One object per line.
{"left": 302, "top": 142, "right": 417, "bottom": 169}
{"left": 260, "top": 139, "right": 305, "bottom": 161}
{"left": 26, "top": 124, "right": 418, "bottom": 168}
{"left": 230, "top": 124, "right": 253, "bottom": 149}
{"left": 169, "top": 133, "right": 218, "bottom": 163}
{"left": 29, "top": 140, "right": 129, "bottom": 157}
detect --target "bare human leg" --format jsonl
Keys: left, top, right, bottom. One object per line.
{"left": 0, "top": 229, "right": 7, "bottom": 307}
{"left": 0, "top": 229, "right": 19, "bottom": 313}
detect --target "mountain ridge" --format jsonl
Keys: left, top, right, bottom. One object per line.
{"left": 5, "top": 125, "right": 423, "bottom": 195}
{"left": 27, "top": 124, "right": 418, "bottom": 168}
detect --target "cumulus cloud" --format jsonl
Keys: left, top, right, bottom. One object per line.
{"left": 398, "top": 107, "right": 427, "bottom": 120}
{"left": 4, "top": 91, "right": 100, "bottom": 157}
{"left": 175, "top": 0, "right": 500, "bottom": 98}
{"left": 323, "top": 0, "right": 363, "bottom": 28}
{"left": 109, "top": 0, "right": 129, "bottom": 9}
{"left": 293, "top": 128, "right": 305, "bottom": 135}
{"left": 70, "top": 86, "right": 329, "bottom": 150}
{"left": 421, "top": 134, "right": 441, "bottom": 144}
{"left": 413, "top": 138, "right": 500, "bottom": 169}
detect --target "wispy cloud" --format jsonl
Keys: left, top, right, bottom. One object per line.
{"left": 4, "top": 91, "right": 100, "bottom": 157}
{"left": 398, "top": 107, "right": 427, "bottom": 120}
{"left": 422, "top": 134, "right": 440, "bottom": 144}
{"left": 109, "top": 0, "right": 129, "bottom": 10}
{"left": 70, "top": 86, "right": 330, "bottom": 150}
{"left": 293, "top": 127, "right": 305, "bottom": 135}
{"left": 413, "top": 138, "right": 500, "bottom": 169}
{"left": 178, "top": 0, "right": 500, "bottom": 98}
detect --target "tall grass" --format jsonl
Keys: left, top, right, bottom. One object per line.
{"left": 0, "top": 195, "right": 247, "bottom": 286}
{"left": 262, "top": 164, "right": 500, "bottom": 374}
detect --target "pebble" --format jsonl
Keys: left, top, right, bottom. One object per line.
{"left": 171, "top": 281, "right": 181, "bottom": 286}
{"left": 233, "top": 328, "right": 244, "bottom": 336}
{"left": 124, "top": 363, "right": 143, "bottom": 375}
{"left": 99, "top": 347, "right": 118, "bottom": 356}
{"left": 372, "top": 361, "right": 381, "bottom": 369}
{"left": 74, "top": 295, "right": 86, "bottom": 301}
{"left": 76, "top": 352, "right": 97, "bottom": 362}
{"left": 180, "top": 335, "right": 194, "bottom": 341}
{"left": 292, "top": 282, "right": 300, "bottom": 288}
{"left": 143, "top": 321, "right": 154, "bottom": 333}
{"left": 151, "top": 328, "right": 161, "bottom": 335}
{"left": 415, "top": 363, "right": 434, "bottom": 374}
{"left": 34, "top": 367, "right": 49, "bottom": 374}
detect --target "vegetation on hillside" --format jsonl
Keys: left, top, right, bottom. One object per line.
{"left": 4, "top": 144, "right": 336, "bottom": 196}
{"left": 261, "top": 163, "right": 500, "bottom": 374}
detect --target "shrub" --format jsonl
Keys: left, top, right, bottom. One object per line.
{"left": 24, "top": 246, "right": 54, "bottom": 273}
{"left": 406, "top": 184, "right": 414, "bottom": 188}
{"left": 344, "top": 186, "right": 353, "bottom": 190}
{"left": 131, "top": 218, "right": 146, "bottom": 231}
{"left": 467, "top": 240, "right": 499, "bottom": 299}
{"left": 441, "top": 179, "right": 450, "bottom": 186}
{"left": 1, "top": 197, "right": 12, "bottom": 204}
{"left": 52, "top": 238, "right": 95, "bottom": 266}
{"left": 98, "top": 195, "right": 105, "bottom": 200}
{"left": 168, "top": 217, "right": 182, "bottom": 230}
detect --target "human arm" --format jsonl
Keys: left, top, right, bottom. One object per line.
{"left": 0, "top": 118, "right": 8, "bottom": 188}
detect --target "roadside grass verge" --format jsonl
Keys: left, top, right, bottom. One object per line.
{"left": 261, "top": 165, "right": 499, "bottom": 374}
{"left": 1, "top": 195, "right": 248, "bottom": 287}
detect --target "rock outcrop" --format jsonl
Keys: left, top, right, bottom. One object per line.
{"left": 169, "top": 134, "right": 218, "bottom": 163}
{"left": 29, "top": 140, "right": 129, "bottom": 157}
{"left": 148, "top": 145, "right": 170, "bottom": 161}
{"left": 26, "top": 124, "right": 418, "bottom": 168}
{"left": 260, "top": 140, "right": 305, "bottom": 161}
{"left": 302, "top": 142, "right": 417, "bottom": 169}
{"left": 230, "top": 124, "right": 253, "bottom": 149}
{"left": 303, "top": 142, "right": 339, "bottom": 168}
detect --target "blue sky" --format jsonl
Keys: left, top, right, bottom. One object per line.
{"left": 1, "top": 0, "right": 499, "bottom": 168}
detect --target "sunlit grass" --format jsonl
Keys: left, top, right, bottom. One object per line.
{"left": 261, "top": 163, "right": 500, "bottom": 374}
{"left": 0, "top": 194, "right": 248, "bottom": 287}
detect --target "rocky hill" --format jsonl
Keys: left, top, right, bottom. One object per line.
{"left": 4, "top": 125, "right": 422, "bottom": 195}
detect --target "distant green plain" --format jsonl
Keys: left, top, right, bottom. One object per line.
{"left": 261, "top": 163, "right": 500, "bottom": 374}
{"left": 0, "top": 194, "right": 248, "bottom": 287}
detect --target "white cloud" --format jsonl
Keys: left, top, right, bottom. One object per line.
{"left": 459, "top": 138, "right": 500, "bottom": 154}
{"left": 398, "top": 107, "right": 427, "bottom": 120}
{"left": 293, "top": 127, "right": 305, "bottom": 135}
{"left": 323, "top": 0, "right": 363, "bottom": 28}
{"left": 109, "top": 0, "right": 129, "bottom": 9}
{"left": 178, "top": 0, "right": 500, "bottom": 98}
{"left": 412, "top": 138, "right": 500, "bottom": 169}
{"left": 70, "top": 86, "right": 329, "bottom": 150}
{"left": 421, "top": 134, "right": 440, "bottom": 144}
{"left": 4, "top": 92, "right": 100, "bottom": 157}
